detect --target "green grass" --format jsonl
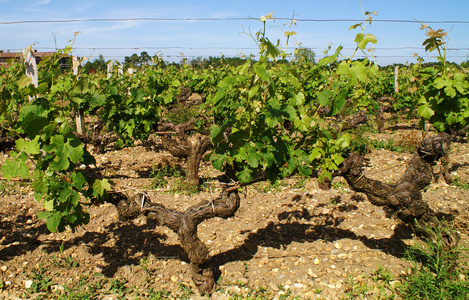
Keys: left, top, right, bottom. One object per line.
{"left": 396, "top": 222, "right": 469, "bottom": 300}
{"left": 451, "top": 177, "right": 469, "bottom": 190}
{"left": 348, "top": 134, "right": 414, "bottom": 154}
{"left": 148, "top": 164, "right": 210, "bottom": 195}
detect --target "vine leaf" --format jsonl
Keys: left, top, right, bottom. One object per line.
{"left": 1, "top": 153, "right": 30, "bottom": 180}
{"left": 418, "top": 103, "right": 435, "bottom": 119}
{"left": 47, "top": 135, "right": 83, "bottom": 170}
{"left": 15, "top": 136, "right": 41, "bottom": 155}
{"left": 93, "top": 178, "right": 112, "bottom": 197}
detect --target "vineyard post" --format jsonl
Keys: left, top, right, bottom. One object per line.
{"left": 73, "top": 56, "right": 86, "bottom": 135}
{"left": 394, "top": 65, "right": 399, "bottom": 94}
{"left": 23, "top": 48, "right": 38, "bottom": 101}
{"left": 107, "top": 61, "right": 113, "bottom": 79}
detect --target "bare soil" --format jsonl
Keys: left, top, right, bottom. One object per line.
{"left": 1, "top": 126, "right": 469, "bottom": 299}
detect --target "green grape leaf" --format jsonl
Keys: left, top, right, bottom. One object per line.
{"left": 237, "top": 168, "right": 253, "bottom": 184}
{"left": 294, "top": 92, "right": 305, "bottom": 106}
{"left": 45, "top": 212, "right": 62, "bottom": 232}
{"left": 43, "top": 200, "right": 54, "bottom": 211}
{"left": 1, "top": 152, "right": 30, "bottom": 181}
{"left": 90, "top": 92, "right": 106, "bottom": 107}
{"left": 106, "top": 85, "right": 118, "bottom": 95}
{"left": 417, "top": 103, "right": 435, "bottom": 119}
{"left": 349, "top": 23, "right": 363, "bottom": 30}
{"left": 15, "top": 136, "right": 41, "bottom": 155}
{"left": 211, "top": 153, "right": 226, "bottom": 171}
{"left": 317, "top": 46, "right": 343, "bottom": 66}
{"left": 246, "top": 152, "right": 260, "bottom": 168}
{"left": 92, "top": 178, "right": 112, "bottom": 197}
{"left": 37, "top": 211, "right": 51, "bottom": 220}
{"left": 254, "top": 64, "right": 270, "bottom": 81}
{"left": 317, "top": 90, "right": 333, "bottom": 106}
{"left": 1, "top": 158, "right": 30, "bottom": 180}
{"left": 48, "top": 135, "right": 84, "bottom": 170}
{"left": 351, "top": 62, "right": 367, "bottom": 82}
{"left": 355, "top": 33, "right": 377, "bottom": 49}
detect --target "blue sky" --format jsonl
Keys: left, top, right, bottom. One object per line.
{"left": 0, "top": 0, "right": 468, "bottom": 65}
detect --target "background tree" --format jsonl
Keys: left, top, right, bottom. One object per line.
{"left": 83, "top": 54, "right": 107, "bottom": 73}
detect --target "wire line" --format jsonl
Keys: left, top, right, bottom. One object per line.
{"left": 0, "top": 17, "right": 468, "bottom": 25}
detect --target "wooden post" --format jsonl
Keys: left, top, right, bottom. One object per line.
{"left": 23, "top": 48, "right": 38, "bottom": 101}
{"left": 72, "top": 56, "right": 79, "bottom": 76}
{"left": 73, "top": 56, "right": 85, "bottom": 135}
{"left": 394, "top": 65, "right": 399, "bottom": 94}
{"left": 23, "top": 48, "right": 38, "bottom": 87}
{"left": 107, "top": 61, "right": 113, "bottom": 79}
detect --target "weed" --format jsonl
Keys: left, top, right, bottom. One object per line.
{"left": 370, "top": 138, "right": 410, "bottom": 152}
{"left": 109, "top": 278, "right": 128, "bottom": 297}
{"left": 50, "top": 254, "right": 78, "bottom": 269}
{"left": 146, "top": 287, "right": 171, "bottom": 299}
{"left": 49, "top": 243, "right": 78, "bottom": 269}
{"left": 451, "top": 177, "right": 469, "bottom": 190}
{"left": 371, "top": 265, "right": 394, "bottom": 283}
{"left": 150, "top": 165, "right": 185, "bottom": 189}
{"left": 348, "top": 134, "right": 413, "bottom": 154}
{"left": 0, "top": 180, "right": 27, "bottom": 196}
{"left": 242, "top": 261, "right": 249, "bottom": 277}
{"left": 397, "top": 222, "right": 469, "bottom": 299}
{"left": 162, "top": 104, "right": 201, "bottom": 128}
{"left": 178, "top": 282, "right": 194, "bottom": 299}
{"left": 344, "top": 275, "right": 371, "bottom": 299}
{"left": 28, "top": 267, "right": 53, "bottom": 293}
{"left": 149, "top": 165, "right": 206, "bottom": 195}
{"left": 139, "top": 256, "right": 154, "bottom": 283}
{"left": 332, "top": 179, "right": 348, "bottom": 191}
{"left": 278, "top": 285, "right": 293, "bottom": 300}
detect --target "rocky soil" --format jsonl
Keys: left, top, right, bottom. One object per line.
{"left": 1, "top": 127, "right": 469, "bottom": 299}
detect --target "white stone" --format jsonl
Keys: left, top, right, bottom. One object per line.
{"left": 338, "top": 253, "right": 348, "bottom": 259}
{"left": 24, "top": 280, "right": 33, "bottom": 289}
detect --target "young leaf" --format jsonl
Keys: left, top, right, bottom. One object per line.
{"left": 15, "top": 136, "right": 41, "bottom": 155}
{"left": 349, "top": 23, "right": 363, "bottom": 30}
{"left": 417, "top": 103, "right": 435, "bottom": 119}
{"left": 45, "top": 212, "right": 62, "bottom": 232}
{"left": 48, "top": 135, "right": 84, "bottom": 170}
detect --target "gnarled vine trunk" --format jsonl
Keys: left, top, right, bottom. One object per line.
{"left": 160, "top": 119, "right": 212, "bottom": 187}
{"left": 114, "top": 189, "right": 240, "bottom": 294}
{"left": 339, "top": 133, "right": 458, "bottom": 249}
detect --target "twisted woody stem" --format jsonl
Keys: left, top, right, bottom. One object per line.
{"left": 339, "top": 133, "right": 458, "bottom": 249}
{"left": 114, "top": 189, "right": 240, "bottom": 294}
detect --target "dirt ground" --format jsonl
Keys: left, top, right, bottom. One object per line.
{"left": 1, "top": 126, "right": 469, "bottom": 299}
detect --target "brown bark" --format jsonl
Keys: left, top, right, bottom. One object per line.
{"left": 159, "top": 119, "right": 213, "bottom": 187}
{"left": 331, "top": 110, "right": 368, "bottom": 133}
{"left": 115, "top": 189, "right": 240, "bottom": 294}
{"left": 185, "top": 136, "right": 212, "bottom": 187}
{"left": 339, "top": 133, "right": 458, "bottom": 249}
